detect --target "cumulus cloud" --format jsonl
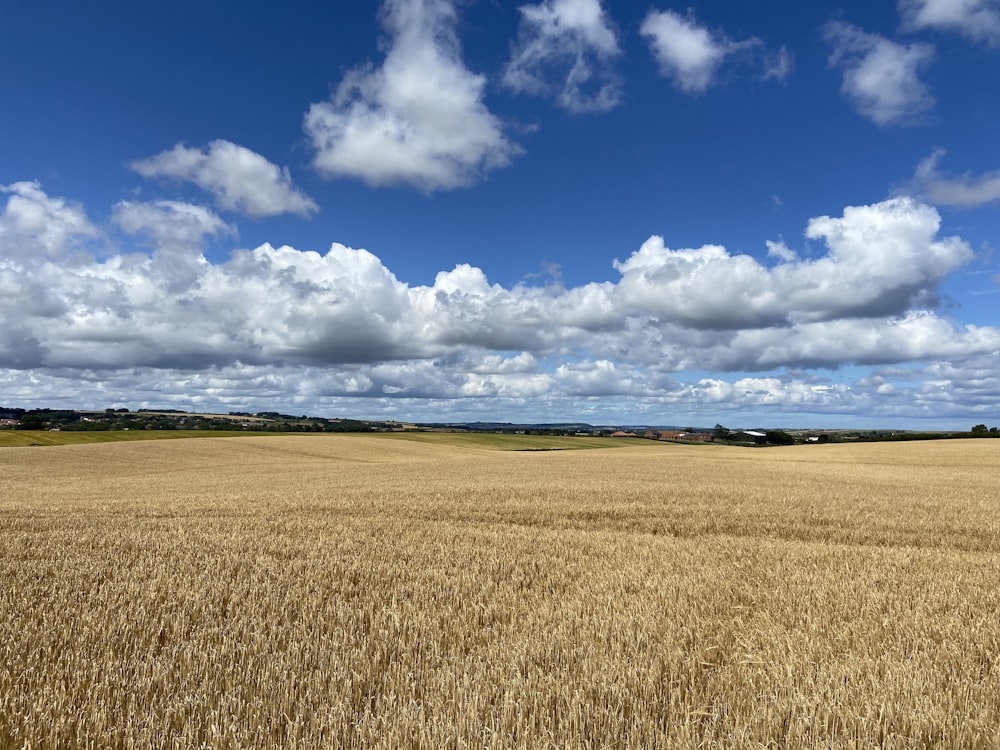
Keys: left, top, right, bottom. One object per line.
{"left": 824, "top": 21, "right": 936, "bottom": 126}
{"left": 502, "top": 0, "right": 622, "bottom": 113}
{"left": 112, "top": 201, "right": 235, "bottom": 293}
{"left": 554, "top": 359, "right": 642, "bottom": 396}
{"left": 3, "top": 184, "right": 998, "bottom": 423}
{"left": 613, "top": 197, "right": 972, "bottom": 328}
{"left": 0, "top": 181, "right": 98, "bottom": 260}
{"left": 304, "top": 0, "right": 518, "bottom": 191}
{"left": 129, "top": 140, "right": 318, "bottom": 218}
{"left": 113, "top": 200, "right": 234, "bottom": 252}
{"left": 766, "top": 240, "right": 797, "bottom": 263}
{"left": 640, "top": 9, "right": 790, "bottom": 93}
{"left": 904, "top": 148, "right": 1000, "bottom": 207}
{"left": 899, "top": 0, "right": 1000, "bottom": 45}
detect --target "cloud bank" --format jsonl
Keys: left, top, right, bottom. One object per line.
{"left": 2, "top": 181, "right": 996, "bottom": 423}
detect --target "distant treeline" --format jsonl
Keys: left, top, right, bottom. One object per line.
{"left": 2, "top": 407, "right": 997, "bottom": 441}
{"left": 855, "top": 427, "right": 999, "bottom": 441}
{"left": 0, "top": 408, "right": 391, "bottom": 433}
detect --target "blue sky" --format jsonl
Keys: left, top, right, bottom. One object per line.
{"left": 2, "top": 0, "right": 999, "bottom": 428}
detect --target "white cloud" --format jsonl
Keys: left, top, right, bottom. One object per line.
{"left": 555, "top": 359, "right": 640, "bottom": 396}
{"left": 502, "top": 0, "right": 622, "bottom": 113}
{"left": 766, "top": 240, "right": 797, "bottom": 263}
{"left": 640, "top": 10, "right": 732, "bottom": 93}
{"left": 3, "top": 184, "right": 998, "bottom": 424}
{"left": 112, "top": 201, "right": 235, "bottom": 293}
{"left": 613, "top": 197, "right": 972, "bottom": 328}
{"left": 2, "top": 187, "right": 981, "bottom": 370}
{"left": 129, "top": 140, "right": 318, "bottom": 218}
{"left": 7, "top": 355, "right": 997, "bottom": 426}
{"left": 899, "top": 0, "right": 1000, "bottom": 45}
{"left": 905, "top": 148, "right": 1000, "bottom": 207}
{"left": 640, "top": 10, "right": 791, "bottom": 93}
{"left": 708, "top": 312, "right": 1000, "bottom": 371}
{"left": 113, "top": 200, "right": 234, "bottom": 253}
{"left": 304, "top": 0, "right": 518, "bottom": 191}
{"left": 0, "top": 181, "right": 97, "bottom": 260}
{"left": 824, "top": 21, "right": 936, "bottom": 126}
{"left": 762, "top": 46, "right": 794, "bottom": 82}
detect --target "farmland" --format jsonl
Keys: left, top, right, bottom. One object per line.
{"left": 2, "top": 435, "right": 998, "bottom": 748}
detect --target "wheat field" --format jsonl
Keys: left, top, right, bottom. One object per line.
{"left": 1, "top": 435, "right": 998, "bottom": 749}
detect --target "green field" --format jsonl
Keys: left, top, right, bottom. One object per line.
{"left": 0, "top": 429, "right": 259, "bottom": 447}
{"left": 0, "top": 429, "right": 635, "bottom": 451}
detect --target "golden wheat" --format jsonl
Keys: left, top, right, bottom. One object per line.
{"left": 1, "top": 436, "right": 998, "bottom": 748}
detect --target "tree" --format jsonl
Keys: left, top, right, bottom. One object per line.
{"left": 972, "top": 424, "right": 989, "bottom": 434}
{"left": 15, "top": 414, "right": 44, "bottom": 430}
{"left": 712, "top": 424, "right": 731, "bottom": 441}
{"left": 765, "top": 430, "right": 795, "bottom": 446}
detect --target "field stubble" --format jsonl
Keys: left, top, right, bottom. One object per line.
{"left": 1, "top": 435, "right": 998, "bottom": 748}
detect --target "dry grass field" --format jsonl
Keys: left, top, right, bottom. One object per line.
{"left": 1, "top": 434, "right": 998, "bottom": 749}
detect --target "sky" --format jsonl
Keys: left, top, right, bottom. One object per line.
{"left": 2, "top": 0, "right": 999, "bottom": 428}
